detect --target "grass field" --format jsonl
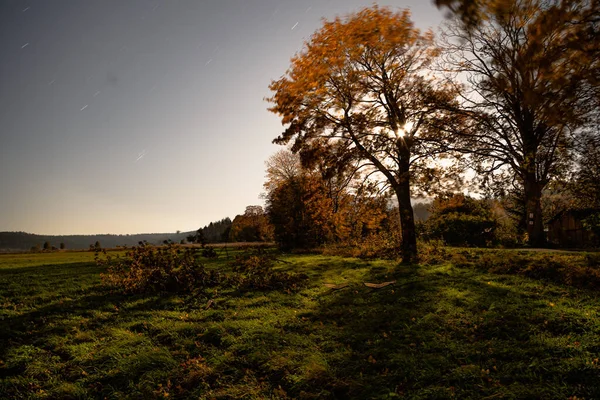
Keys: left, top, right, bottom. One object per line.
{"left": 1, "top": 248, "right": 600, "bottom": 399}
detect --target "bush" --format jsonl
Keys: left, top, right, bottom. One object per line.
{"left": 417, "top": 240, "right": 450, "bottom": 265}
{"left": 425, "top": 193, "right": 498, "bottom": 247}
{"left": 453, "top": 249, "right": 600, "bottom": 290}
{"left": 98, "top": 245, "right": 306, "bottom": 295}
{"left": 99, "top": 244, "right": 221, "bottom": 294}
{"left": 228, "top": 250, "right": 308, "bottom": 291}
{"left": 201, "top": 247, "right": 218, "bottom": 258}
{"left": 322, "top": 210, "right": 403, "bottom": 260}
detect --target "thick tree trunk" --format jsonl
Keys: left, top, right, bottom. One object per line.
{"left": 524, "top": 176, "right": 546, "bottom": 247}
{"left": 393, "top": 166, "right": 418, "bottom": 263}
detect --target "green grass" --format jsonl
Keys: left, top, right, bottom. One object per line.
{"left": 1, "top": 249, "right": 600, "bottom": 399}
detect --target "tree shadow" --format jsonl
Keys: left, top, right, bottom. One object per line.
{"left": 0, "top": 262, "right": 183, "bottom": 392}
{"left": 292, "top": 265, "right": 600, "bottom": 399}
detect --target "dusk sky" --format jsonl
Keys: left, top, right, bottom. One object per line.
{"left": 1, "top": 0, "right": 444, "bottom": 235}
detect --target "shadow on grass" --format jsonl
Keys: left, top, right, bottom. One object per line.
{"left": 0, "top": 261, "right": 189, "bottom": 397}
{"left": 292, "top": 264, "right": 600, "bottom": 399}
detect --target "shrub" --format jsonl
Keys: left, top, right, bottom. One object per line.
{"left": 322, "top": 211, "right": 403, "bottom": 260}
{"left": 454, "top": 249, "right": 600, "bottom": 290}
{"left": 201, "top": 247, "right": 218, "bottom": 258}
{"left": 99, "top": 245, "right": 306, "bottom": 295}
{"left": 228, "top": 250, "right": 307, "bottom": 291}
{"left": 417, "top": 240, "right": 450, "bottom": 265}
{"left": 99, "top": 244, "right": 221, "bottom": 294}
{"left": 425, "top": 193, "right": 498, "bottom": 247}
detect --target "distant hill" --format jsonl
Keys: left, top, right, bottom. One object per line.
{"left": 0, "top": 231, "right": 193, "bottom": 252}
{"left": 0, "top": 217, "right": 234, "bottom": 252}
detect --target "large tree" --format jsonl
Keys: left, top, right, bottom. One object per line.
{"left": 435, "top": 0, "right": 599, "bottom": 39}
{"left": 267, "top": 6, "right": 460, "bottom": 262}
{"left": 441, "top": 0, "right": 598, "bottom": 246}
{"left": 572, "top": 131, "right": 600, "bottom": 209}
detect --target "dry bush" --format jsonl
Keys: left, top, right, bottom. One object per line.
{"left": 99, "top": 244, "right": 221, "bottom": 294}
{"left": 99, "top": 245, "right": 306, "bottom": 294}
{"left": 228, "top": 249, "right": 308, "bottom": 291}
{"left": 321, "top": 228, "right": 403, "bottom": 260}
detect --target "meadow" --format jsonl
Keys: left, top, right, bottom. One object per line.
{"left": 1, "top": 247, "right": 600, "bottom": 399}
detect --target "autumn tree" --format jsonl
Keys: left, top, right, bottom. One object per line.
{"left": 263, "top": 149, "right": 302, "bottom": 194}
{"left": 264, "top": 149, "right": 389, "bottom": 249}
{"left": 229, "top": 206, "right": 273, "bottom": 242}
{"left": 267, "top": 174, "right": 335, "bottom": 249}
{"left": 441, "top": 0, "right": 599, "bottom": 246}
{"left": 264, "top": 151, "right": 331, "bottom": 249}
{"left": 268, "top": 6, "right": 460, "bottom": 262}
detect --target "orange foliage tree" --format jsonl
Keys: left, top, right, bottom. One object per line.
{"left": 229, "top": 206, "right": 273, "bottom": 243}
{"left": 267, "top": 6, "right": 461, "bottom": 262}
{"left": 264, "top": 150, "right": 388, "bottom": 250}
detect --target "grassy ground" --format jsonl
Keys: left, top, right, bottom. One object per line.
{"left": 1, "top": 249, "right": 599, "bottom": 399}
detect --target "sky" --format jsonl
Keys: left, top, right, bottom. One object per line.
{"left": 0, "top": 0, "right": 445, "bottom": 235}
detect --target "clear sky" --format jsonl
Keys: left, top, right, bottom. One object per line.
{"left": 0, "top": 0, "right": 444, "bottom": 235}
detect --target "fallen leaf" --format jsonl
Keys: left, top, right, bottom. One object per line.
{"left": 364, "top": 280, "right": 396, "bottom": 289}
{"left": 323, "top": 283, "right": 349, "bottom": 290}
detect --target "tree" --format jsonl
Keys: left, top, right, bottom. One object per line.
{"left": 59, "top": 242, "right": 65, "bottom": 250}
{"left": 263, "top": 149, "right": 302, "bottom": 193}
{"left": 43, "top": 241, "right": 51, "bottom": 251}
{"left": 94, "top": 241, "right": 101, "bottom": 250}
{"left": 229, "top": 206, "right": 273, "bottom": 242}
{"left": 199, "top": 218, "right": 232, "bottom": 243}
{"left": 264, "top": 149, "right": 389, "bottom": 249}
{"left": 268, "top": 6, "right": 460, "bottom": 262}
{"left": 566, "top": 132, "right": 600, "bottom": 236}
{"left": 441, "top": 0, "right": 598, "bottom": 246}
{"left": 435, "top": 0, "right": 600, "bottom": 44}
{"left": 267, "top": 174, "right": 334, "bottom": 249}
{"left": 571, "top": 132, "right": 600, "bottom": 209}
{"left": 187, "top": 229, "right": 206, "bottom": 245}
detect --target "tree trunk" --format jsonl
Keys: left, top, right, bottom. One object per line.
{"left": 524, "top": 176, "right": 545, "bottom": 247}
{"left": 393, "top": 165, "right": 418, "bottom": 263}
